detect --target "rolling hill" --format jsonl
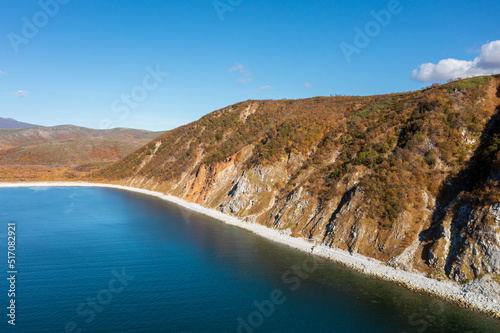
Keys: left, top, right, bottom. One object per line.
{"left": 0, "top": 125, "right": 163, "bottom": 181}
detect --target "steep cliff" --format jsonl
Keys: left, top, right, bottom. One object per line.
{"left": 99, "top": 75, "right": 500, "bottom": 285}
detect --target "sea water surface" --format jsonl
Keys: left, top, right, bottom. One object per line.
{"left": 1, "top": 187, "right": 499, "bottom": 333}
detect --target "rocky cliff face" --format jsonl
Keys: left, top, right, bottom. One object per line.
{"left": 100, "top": 75, "right": 500, "bottom": 285}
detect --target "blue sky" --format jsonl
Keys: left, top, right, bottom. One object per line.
{"left": 0, "top": 0, "right": 499, "bottom": 131}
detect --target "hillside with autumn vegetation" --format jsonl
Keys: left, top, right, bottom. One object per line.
{"left": 0, "top": 125, "right": 163, "bottom": 181}
{"left": 97, "top": 75, "right": 500, "bottom": 285}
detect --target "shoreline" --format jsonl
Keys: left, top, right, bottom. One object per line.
{"left": 2, "top": 181, "right": 500, "bottom": 318}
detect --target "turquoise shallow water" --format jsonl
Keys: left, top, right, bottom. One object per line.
{"left": 0, "top": 187, "right": 499, "bottom": 333}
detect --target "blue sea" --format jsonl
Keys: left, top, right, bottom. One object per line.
{"left": 0, "top": 187, "right": 499, "bottom": 332}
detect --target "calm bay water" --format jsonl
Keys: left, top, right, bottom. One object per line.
{"left": 1, "top": 187, "right": 499, "bottom": 333}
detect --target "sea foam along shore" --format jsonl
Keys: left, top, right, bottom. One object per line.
{"left": 2, "top": 181, "right": 500, "bottom": 318}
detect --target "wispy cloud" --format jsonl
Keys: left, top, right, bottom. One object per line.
{"left": 0, "top": 71, "right": 6, "bottom": 76}
{"left": 412, "top": 40, "right": 500, "bottom": 83}
{"left": 256, "top": 85, "right": 275, "bottom": 93}
{"left": 229, "top": 64, "right": 253, "bottom": 83}
{"left": 303, "top": 82, "right": 313, "bottom": 88}
{"left": 7, "top": 90, "right": 28, "bottom": 97}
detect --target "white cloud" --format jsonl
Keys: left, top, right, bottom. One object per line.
{"left": 0, "top": 71, "right": 6, "bottom": 75}
{"left": 412, "top": 40, "right": 500, "bottom": 83}
{"left": 303, "top": 82, "right": 313, "bottom": 88}
{"left": 256, "top": 85, "right": 275, "bottom": 93}
{"left": 229, "top": 64, "right": 253, "bottom": 83}
{"left": 7, "top": 90, "right": 28, "bottom": 97}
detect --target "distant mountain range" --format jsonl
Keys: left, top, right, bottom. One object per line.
{"left": 0, "top": 117, "right": 38, "bottom": 129}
